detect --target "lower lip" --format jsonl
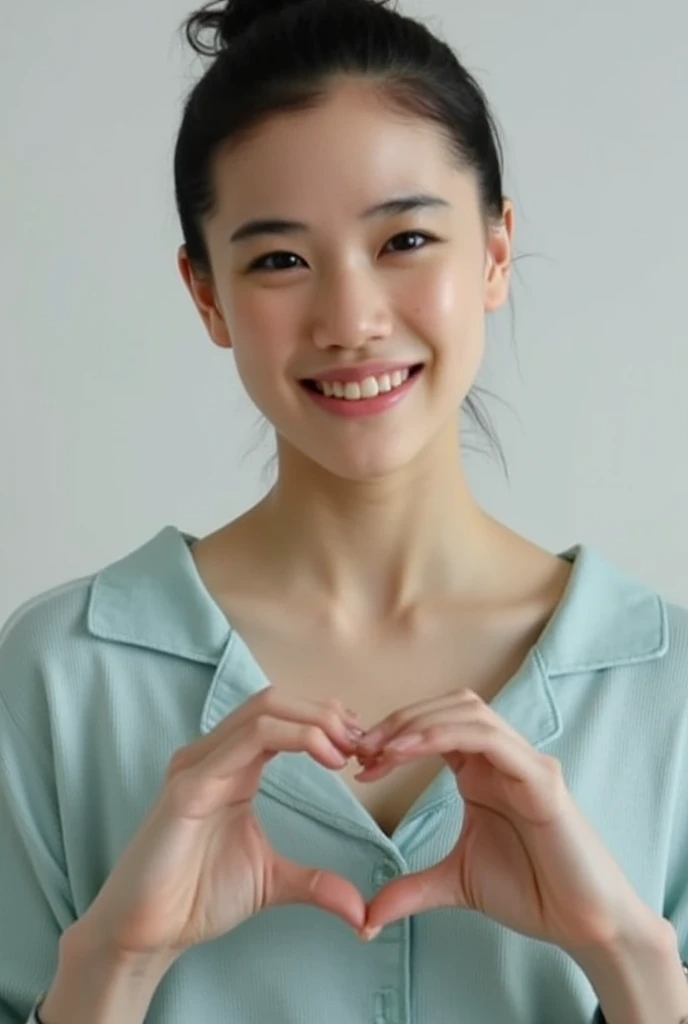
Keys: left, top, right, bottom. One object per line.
{"left": 301, "top": 368, "right": 423, "bottom": 419}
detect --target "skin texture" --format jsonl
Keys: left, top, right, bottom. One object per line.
{"left": 176, "top": 77, "right": 541, "bottom": 639}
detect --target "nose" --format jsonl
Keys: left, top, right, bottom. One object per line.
{"left": 310, "top": 265, "right": 394, "bottom": 351}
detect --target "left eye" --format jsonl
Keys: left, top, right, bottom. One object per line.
{"left": 384, "top": 231, "right": 436, "bottom": 252}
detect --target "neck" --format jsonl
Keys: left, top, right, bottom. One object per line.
{"left": 243, "top": 430, "right": 515, "bottom": 628}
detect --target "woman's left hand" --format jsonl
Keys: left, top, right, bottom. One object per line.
{"left": 356, "top": 689, "right": 652, "bottom": 955}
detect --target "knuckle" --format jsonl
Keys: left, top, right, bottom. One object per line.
{"left": 253, "top": 714, "right": 271, "bottom": 740}
{"left": 323, "top": 696, "right": 343, "bottom": 714}
{"left": 165, "top": 746, "right": 191, "bottom": 779}
{"left": 304, "top": 723, "right": 324, "bottom": 747}
{"left": 424, "top": 724, "right": 443, "bottom": 743}
{"left": 165, "top": 769, "right": 217, "bottom": 817}
{"left": 321, "top": 709, "right": 343, "bottom": 734}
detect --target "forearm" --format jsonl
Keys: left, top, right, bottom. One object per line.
{"left": 37, "top": 923, "right": 176, "bottom": 1024}
{"left": 573, "top": 914, "right": 688, "bottom": 1024}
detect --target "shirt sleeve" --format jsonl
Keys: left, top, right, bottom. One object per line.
{"left": 0, "top": 609, "right": 77, "bottom": 1024}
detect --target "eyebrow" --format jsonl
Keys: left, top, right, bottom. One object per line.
{"left": 228, "top": 192, "right": 451, "bottom": 244}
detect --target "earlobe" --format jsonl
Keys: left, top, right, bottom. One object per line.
{"left": 202, "top": 302, "right": 233, "bottom": 351}
{"left": 209, "top": 313, "right": 233, "bottom": 350}
{"left": 483, "top": 254, "right": 511, "bottom": 313}
{"left": 177, "top": 245, "right": 233, "bottom": 349}
{"left": 483, "top": 203, "right": 513, "bottom": 313}
{"left": 484, "top": 275, "right": 509, "bottom": 314}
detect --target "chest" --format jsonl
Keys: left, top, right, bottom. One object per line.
{"left": 216, "top": 607, "right": 534, "bottom": 836}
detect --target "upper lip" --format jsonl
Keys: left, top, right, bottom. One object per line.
{"left": 304, "top": 361, "right": 422, "bottom": 384}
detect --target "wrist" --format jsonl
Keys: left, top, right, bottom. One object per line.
{"left": 38, "top": 923, "right": 176, "bottom": 1024}
{"left": 572, "top": 913, "right": 688, "bottom": 1024}
{"left": 61, "top": 918, "right": 178, "bottom": 976}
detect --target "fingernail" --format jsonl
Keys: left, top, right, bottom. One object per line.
{"left": 348, "top": 726, "right": 365, "bottom": 741}
{"left": 386, "top": 732, "right": 424, "bottom": 752}
{"left": 361, "top": 925, "right": 382, "bottom": 942}
{"left": 358, "top": 729, "right": 384, "bottom": 752}
{"left": 356, "top": 750, "right": 382, "bottom": 765}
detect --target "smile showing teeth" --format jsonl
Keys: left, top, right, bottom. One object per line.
{"left": 314, "top": 368, "right": 411, "bottom": 400}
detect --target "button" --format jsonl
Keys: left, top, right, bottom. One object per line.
{"left": 374, "top": 988, "right": 400, "bottom": 1024}
{"left": 372, "top": 860, "right": 398, "bottom": 889}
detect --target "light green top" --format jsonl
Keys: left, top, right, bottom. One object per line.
{"left": 2, "top": 525, "right": 688, "bottom": 1023}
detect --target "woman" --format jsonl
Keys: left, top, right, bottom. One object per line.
{"left": 1, "top": 0, "right": 688, "bottom": 1021}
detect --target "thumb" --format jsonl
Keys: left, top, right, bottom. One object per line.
{"left": 270, "top": 854, "right": 367, "bottom": 932}
{"left": 364, "top": 858, "right": 461, "bottom": 937}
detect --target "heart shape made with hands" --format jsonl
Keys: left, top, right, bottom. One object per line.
{"left": 330, "top": 690, "right": 647, "bottom": 954}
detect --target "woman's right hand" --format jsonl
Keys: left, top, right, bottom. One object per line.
{"left": 72, "top": 688, "right": 366, "bottom": 964}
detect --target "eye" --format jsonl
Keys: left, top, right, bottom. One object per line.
{"left": 247, "top": 251, "right": 305, "bottom": 273}
{"left": 246, "top": 231, "right": 439, "bottom": 273}
{"left": 383, "top": 231, "right": 438, "bottom": 253}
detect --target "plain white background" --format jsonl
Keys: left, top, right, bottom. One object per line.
{"left": 2, "top": 0, "right": 687, "bottom": 626}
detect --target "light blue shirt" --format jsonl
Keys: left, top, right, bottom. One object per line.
{"left": 2, "top": 525, "right": 688, "bottom": 1023}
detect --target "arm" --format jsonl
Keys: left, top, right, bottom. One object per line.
{"left": 574, "top": 912, "right": 688, "bottom": 1024}
{"left": 0, "top": 609, "right": 177, "bottom": 1024}
{"left": 0, "top": 691, "right": 74, "bottom": 1023}
{"left": 34, "top": 925, "right": 174, "bottom": 1024}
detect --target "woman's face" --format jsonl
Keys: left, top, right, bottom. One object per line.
{"left": 180, "top": 78, "right": 513, "bottom": 482}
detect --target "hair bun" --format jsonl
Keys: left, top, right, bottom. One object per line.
{"left": 184, "top": 0, "right": 315, "bottom": 57}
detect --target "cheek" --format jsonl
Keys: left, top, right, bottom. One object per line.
{"left": 228, "top": 294, "right": 294, "bottom": 393}
{"left": 403, "top": 264, "right": 485, "bottom": 355}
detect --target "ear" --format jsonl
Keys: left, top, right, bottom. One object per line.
{"left": 177, "top": 245, "right": 232, "bottom": 349}
{"left": 483, "top": 198, "right": 514, "bottom": 314}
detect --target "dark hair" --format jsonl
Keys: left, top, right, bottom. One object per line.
{"left": 175, "top": 0, "right": 517, "bottom": 477}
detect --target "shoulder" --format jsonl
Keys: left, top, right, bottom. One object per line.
{"left": 0, "top": 573, "right": 95, "bottom": 719}
{"left": 0, "top": 524, "right": 224, "bottom": 733}
{"left": 0, "top": 570, "right": 96, "bottom": 667}
{"left": 539, "top": 545, "right": 688, "bottom": 722}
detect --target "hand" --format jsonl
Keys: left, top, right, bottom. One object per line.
{"left": 75, "top": 688, "right": 367, "bottom": 964}
{"left": 355, "top": 689, "right": 649, "bottom": 956}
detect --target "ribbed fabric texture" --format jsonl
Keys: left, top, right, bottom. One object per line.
{"left": 2, "top": 525, "right": 688, "bottom": 1023}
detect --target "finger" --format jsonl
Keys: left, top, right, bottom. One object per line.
{"left": 169, "top": 718, "right": 359, "bottom": 819}
{"left": 222, "top": 688, "right": 364, "bottom": 752}
{"left": 364, "top": 856, "right": 460, "bottom": 935}
{"left": 204, "top": 715, "right": 358, "bottom": 778}
{"left": 356, "top": 689, "right": 479, "bottom": 755}
{"left": 358, "top": 698, "right": 531, "bottom": 760}
{"left": 176, "top": 688, "right": 364, "bottom": 773}
{"left": 272, "top": 854, "right": 366, "bottom": 932}
{"left": 355, "top": 715, "right": 535, "bottom": 787}
{"left": 353, "top": 756, "right": 398, "bottom": 782}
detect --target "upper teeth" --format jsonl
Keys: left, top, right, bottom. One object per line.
{"left": 314, "top": 368, "right": 411, "bottom": 400}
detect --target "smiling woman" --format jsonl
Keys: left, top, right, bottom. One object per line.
{"left": 175, "top": 70, "right": 513, "bottom": 482}
{"left": 3, "top": 1, "right": 688, "bottom": 1024}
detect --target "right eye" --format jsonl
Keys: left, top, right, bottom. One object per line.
{"left": 247, "top": 251, "right": 306, "bottom": 273}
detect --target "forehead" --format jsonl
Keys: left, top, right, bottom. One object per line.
{"left": 210, "top": 79, "right": 474, "bottom": 223}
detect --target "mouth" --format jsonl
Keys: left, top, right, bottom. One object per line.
{"left": 300, "top": 363, "right": 425, "bottom": 397}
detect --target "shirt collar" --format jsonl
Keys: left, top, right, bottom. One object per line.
{"left": 87, "top": 524, "right": 667, "bottom": 674}
{"left": 87, "top": 525, "right": 231, "bottom": 665}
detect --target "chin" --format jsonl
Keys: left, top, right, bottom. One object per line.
{"left": 307, "top": 438, "right": 427, "bottom": 483}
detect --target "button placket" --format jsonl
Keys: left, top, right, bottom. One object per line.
{"left": 372, "top": 860, "right": 399, "bottom": 889}
{"left": 374, "top": 987, "right": 400, "bottom": 1024}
